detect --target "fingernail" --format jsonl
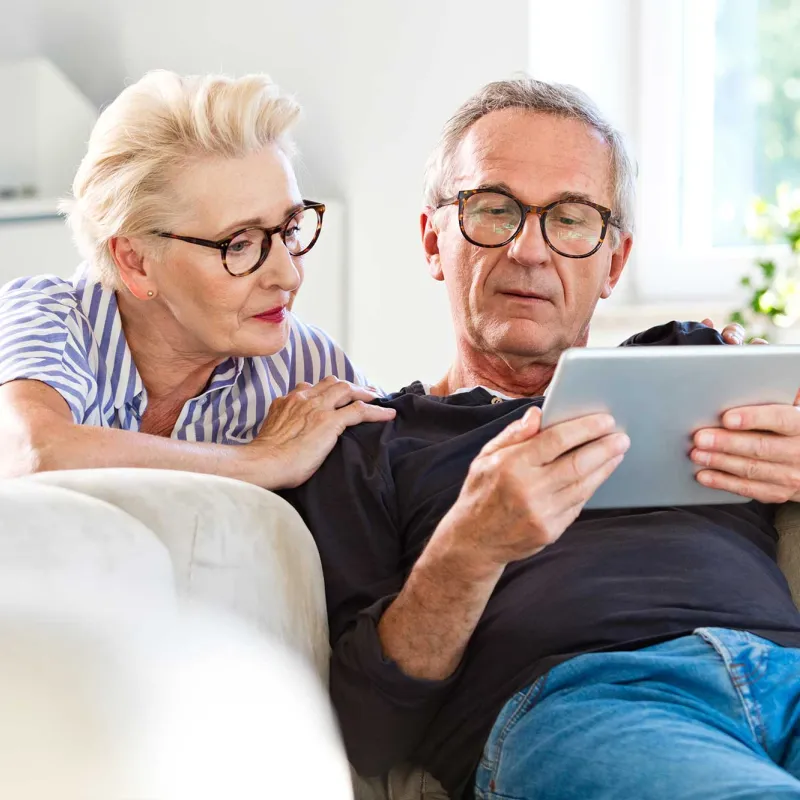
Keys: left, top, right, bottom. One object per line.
{"left": 693, "top": 450, "right": 710, "bottom": 466}
{"left": 616, "top": 434, "right": 631, "bottom": 453}
{"left": 726, "top": 414, "right": 742, "bottom": 428}
{"left": 697, "top": 472, "right": 713, "bottom": 486}
{"left": 696, "top": 432, "right": 714, "bottom": 448}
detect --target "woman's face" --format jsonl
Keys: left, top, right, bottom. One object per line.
{"left": 139, "top": 145, "right": 308, "bottom": 360}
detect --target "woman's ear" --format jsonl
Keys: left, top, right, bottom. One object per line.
{"left": 421, "top": 209, "right": 444, "bottom": 282}
{"left": 109, "top": 236, "right": 159, "bottom": 300}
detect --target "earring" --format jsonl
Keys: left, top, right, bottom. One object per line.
{"left": 147, "top": 291, "right": 154, "bottom": 298}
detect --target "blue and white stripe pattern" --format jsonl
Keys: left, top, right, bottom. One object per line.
{"left": 0, "top": 265, "right": 366, "bottom": 443}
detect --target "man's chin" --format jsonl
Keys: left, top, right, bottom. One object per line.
{"left": 478, "top": 319, "right": 564, "bottom": 361}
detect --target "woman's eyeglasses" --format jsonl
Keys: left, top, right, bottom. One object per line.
{"left": 156, "top": 201, "right": 325, "bottom": 277}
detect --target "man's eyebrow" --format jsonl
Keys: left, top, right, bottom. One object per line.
{"left": 213, "top": 202, "right": 305, "bottom": 240}
{"left": 475, "top": 181, "right": 516, "bottom": 195}
{"left": 474, "top": 183, "right": 599, "bottom": 206}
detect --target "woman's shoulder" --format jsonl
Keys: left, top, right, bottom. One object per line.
{"left": 0, "top": 272, "right": 83, "bottom": 317}
{"left": 248, "top": 313, "right": 368, "bottom": 389}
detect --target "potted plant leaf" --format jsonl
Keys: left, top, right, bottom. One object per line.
{"left": 732, "top": 184, "right": 800, "bottom": 341}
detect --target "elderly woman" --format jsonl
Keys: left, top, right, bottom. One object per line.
{"left": 0, "top": 71, "right": 394, "bottom": 490}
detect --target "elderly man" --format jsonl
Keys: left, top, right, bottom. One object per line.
{"left": 281, "top": 78, "right": 800, "bottom": 800}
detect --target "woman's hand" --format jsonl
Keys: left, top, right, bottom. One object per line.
{"left": 249, "top": 376, "right": 396, "bottom": 489}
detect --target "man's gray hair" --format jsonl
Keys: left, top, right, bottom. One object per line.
{"left": 423, "top": 77, "right": 636, "bottom": 246}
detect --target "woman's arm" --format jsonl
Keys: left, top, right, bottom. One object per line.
{"left": 0, "top": 377, "right": 395, "bottom": 490}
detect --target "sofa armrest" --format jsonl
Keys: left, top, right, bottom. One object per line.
{"left": 21, "top": 469, "right": 330, "bottom": 680}
{"left": 0, "top": 479, "right": 175, "bottom": 607}
{"left": 776, "top": 502, "right": 800, "bottom": 609}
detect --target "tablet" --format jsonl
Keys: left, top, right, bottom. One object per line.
{"left": 540, "top": 345, "right": 800, "bottom": 510}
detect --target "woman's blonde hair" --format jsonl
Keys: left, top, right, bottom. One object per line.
{"left": 63, "top": 70, "right": 301, "bottom": 288}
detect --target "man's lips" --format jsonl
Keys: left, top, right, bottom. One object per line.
{"left": 499, "top": 290, "right": 550, "bottom": 302}
{"left": 253, "top": 306, "right": 287, "bottom": 323}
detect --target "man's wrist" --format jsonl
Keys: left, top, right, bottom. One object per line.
{"left": 419, "top": 512, "right": 505, "bottom": 586}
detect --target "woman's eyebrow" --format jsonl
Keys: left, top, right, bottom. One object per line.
{"left": 213, "top": 202, "right": 306, "bottom": 239}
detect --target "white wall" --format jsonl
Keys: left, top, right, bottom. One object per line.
{"left": 528, "top": 0, "right": 640, "bottom": 307}
{"left": 1, "top": 0, "right": 528, "bottom": 390}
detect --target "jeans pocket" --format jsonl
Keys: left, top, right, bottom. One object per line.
{"left": 479, "top": 674, "right": 550, "bottom": 774}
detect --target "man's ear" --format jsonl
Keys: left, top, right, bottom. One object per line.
{"left": 421, "top": 209, "right": 444, "bottom": 282}
{"left": 600, "top": 232, "right": 633, "bottom": 299}
{"left": 109, "top": 236, "right": 159, "bottom": 300}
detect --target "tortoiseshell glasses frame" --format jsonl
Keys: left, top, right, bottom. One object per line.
{"left": 156, "top": 201, "right": 326, "bottom": 277}
{"left": 436, "top": 188, "right": 620, "bottom": 259}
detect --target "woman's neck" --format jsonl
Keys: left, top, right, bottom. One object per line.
{"left": 116, "top": 291, "right": 224, "bottom": 404}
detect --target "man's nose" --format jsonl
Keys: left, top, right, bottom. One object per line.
{"left": 507, "top": 212, "right": 551, "bottom": 266}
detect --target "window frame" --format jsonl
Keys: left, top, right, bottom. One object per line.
{"left": 635, "top": 0, "right": 787, "bottom": 302}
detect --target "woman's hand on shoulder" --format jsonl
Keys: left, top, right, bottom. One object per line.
{"left": 248, "top": 376, "right": 396, "bottom": 490}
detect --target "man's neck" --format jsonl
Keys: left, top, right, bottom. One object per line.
{"left": 430, "top": 352, "right": 556, "bottom": 399}
{"left": 116, "top": 291, "right": 224, "bottom": 404}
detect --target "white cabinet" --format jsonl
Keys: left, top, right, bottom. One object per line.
{"left": 0, "top": 59, "right": 97, "bottom": 200}
{"left": 0, "top": 200, "right": 79, "bottom": 287}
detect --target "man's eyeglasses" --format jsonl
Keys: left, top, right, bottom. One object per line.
{"left": 156, "top": 201, "right": 326, "bottom": 277}
{"left": 436, "top": 188, "right": 620, "bottom": 259}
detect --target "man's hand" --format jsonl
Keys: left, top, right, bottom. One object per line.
{"left": 702, "top": 318, "right": 769, "bottom": 345}
{"left": 691, "top": 389, "right": 800, "bottom": 503}
{"left": 436, "top": 408, "right": 630, "bottom": 571}
{"left": 378, "top": 408, "right": 629, "bottom": 681}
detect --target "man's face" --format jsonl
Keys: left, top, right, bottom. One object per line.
{"left": 423, "top": 109, "right": 632, "bottom": 367}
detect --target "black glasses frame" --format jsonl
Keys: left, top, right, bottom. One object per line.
{"left": 437, "top": 188, "right": 620, "bottom": 259}
{"left": 156, "top": 201, "right": 326, "bottom": 277}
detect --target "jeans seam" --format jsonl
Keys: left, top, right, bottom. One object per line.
{"left": 480, "top": 673, "right": 551, "bottom": 786}
{"left": 498, "top": 674, "right": 550, "bottom": 745}
{"left": 695, "top": 629, "right": 768, "bottom": 748}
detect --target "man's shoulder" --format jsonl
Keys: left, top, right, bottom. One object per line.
{"left": 336, "top": 382, "right": 431, "bottom": 447}
{"left": 620, "top": 320, "right": 725, "bottom": 347}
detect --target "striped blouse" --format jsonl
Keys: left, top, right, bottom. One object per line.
{"left": 0, "top": 266, "right": 366, "bottom": 443}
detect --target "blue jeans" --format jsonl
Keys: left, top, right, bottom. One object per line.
{"left": 475, "top": 629, "right": 800, "bottom": 799}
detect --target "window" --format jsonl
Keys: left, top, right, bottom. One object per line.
{"left": 713, "top": 0, "right": 800, "bottom": 246}
{"left": 636, "top": 0, "right": 799, "bottom": 300}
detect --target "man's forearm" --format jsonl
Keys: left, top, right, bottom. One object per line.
{"left": 377, "top": 518, "right": 504, "bottom": 681}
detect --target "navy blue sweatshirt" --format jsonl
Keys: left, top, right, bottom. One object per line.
{"left": 281, "top": 322, "right": 800, "bottom": 798}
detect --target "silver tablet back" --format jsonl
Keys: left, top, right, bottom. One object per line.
{"left": 541, "top": 345, "right": 800, "bottom": 510}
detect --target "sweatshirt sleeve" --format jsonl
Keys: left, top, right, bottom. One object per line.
{"left": 279, "top": 428, "right": 462, "bottom": 775}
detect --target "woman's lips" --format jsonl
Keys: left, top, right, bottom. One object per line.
{"left": 253, "top": 306, "right": 287, "bottom": 324}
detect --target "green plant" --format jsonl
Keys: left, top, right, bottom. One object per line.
{"left": 732, "top": 184, "right": 800, "bottom": 340}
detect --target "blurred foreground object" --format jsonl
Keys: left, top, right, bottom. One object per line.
{"left": 0, "top": 472, "right": 352, "bottom": 800}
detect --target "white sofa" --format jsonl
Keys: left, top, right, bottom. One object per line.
{"left": 3, "top": 468, "right": 800, "bottom": 800}
{"left": 0, "top": 469, "right": 355, "bottom": 799}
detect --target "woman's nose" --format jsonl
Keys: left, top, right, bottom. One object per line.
{"left": 260, "top": 237, "right": 302, "bottom": 292}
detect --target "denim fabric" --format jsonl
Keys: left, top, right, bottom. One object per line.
{"left": 475, "top": 629, "right": 800, "bottom": 799}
